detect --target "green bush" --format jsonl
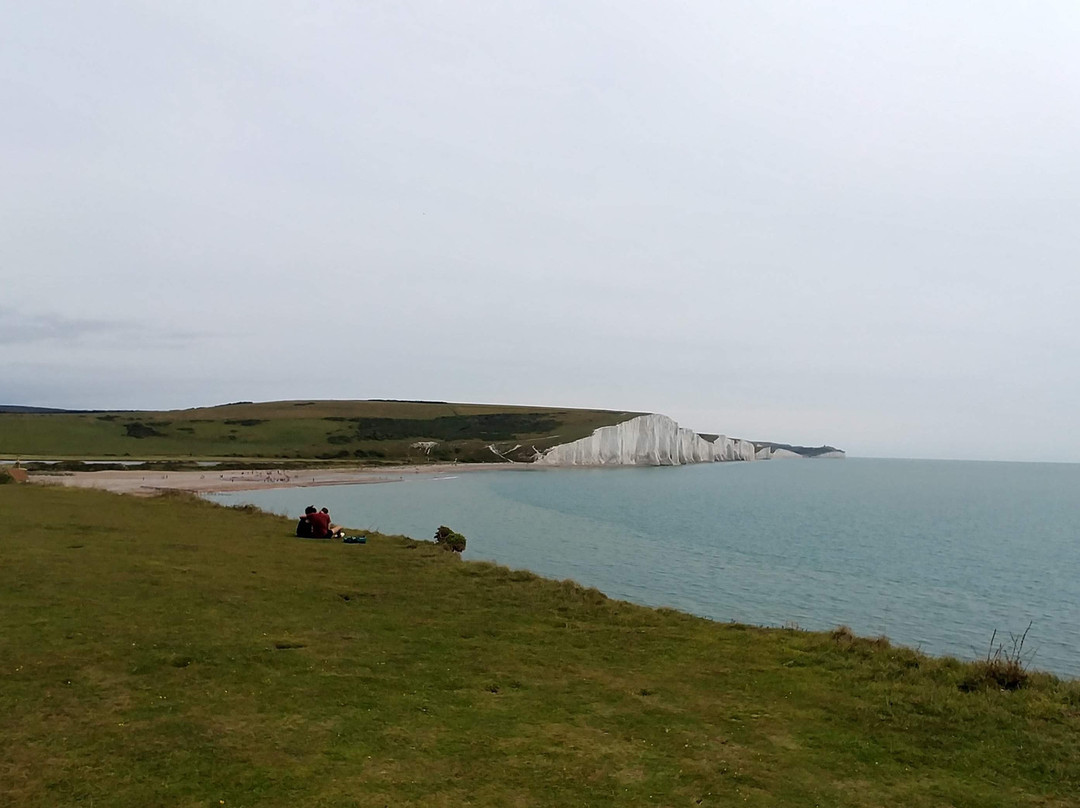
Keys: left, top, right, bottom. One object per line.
{"left": 0, "top": 469, "right": 13, "bottom": 485}
{"left": 433, "top": 525, "right": 466, "bottom": 553}
{"left": 124, "top": 421, "right": 165, "bottom": 439}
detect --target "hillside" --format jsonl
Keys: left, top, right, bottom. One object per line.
{"left": 3, "top": 484, "right": 1078, "bottom": 806}
{"left": 0, "top": 400, "right": 642, "bottom": 463}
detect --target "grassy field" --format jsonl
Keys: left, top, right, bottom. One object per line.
{"left": 0, "top": 400, "right": 641, "bottom": 463}
{"left": 3, "top": 484, "right": 1080, "bottom": 806}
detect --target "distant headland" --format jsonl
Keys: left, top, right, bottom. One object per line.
{"left": 0, "top": 400, "right": 843, "bottom": 467}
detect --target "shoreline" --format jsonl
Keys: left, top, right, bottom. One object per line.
{"left": 28, "top": 462, "right": 526, "bottom": 496}
{"left": 25, "top": 461, "right": 1077, "bottom": 682}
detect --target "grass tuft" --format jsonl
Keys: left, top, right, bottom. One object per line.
{"left": 830, "top": 625, "right": 892, "bottom": 654}
{"left": 831, "top": 625, "right": 855, "bottom": 643}
{"left": 960, "top": 623, "right": 1034, "bottom": 692}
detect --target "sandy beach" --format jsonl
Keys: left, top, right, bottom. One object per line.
{"left": 29, "top": 463, "right": 520, "bottom": 497}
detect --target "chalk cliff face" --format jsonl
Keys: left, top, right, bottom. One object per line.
{"left": 536, "top": 414, "right": 756, "bottom": 466}
{"left": 534, "top": 414, "right": 843, "bottom": 466}
{"left": 535, "top": 414, "right": 705, "bottom": 466}
{"left": 713, "top": 435, "right": 758, "bottom": 462}
{"left": 754, "top": 446, "right": 803, "bottom": 460}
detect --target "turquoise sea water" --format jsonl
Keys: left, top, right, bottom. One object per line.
{"left": 209, "top": 459, "right": 1080, "bottom": 678}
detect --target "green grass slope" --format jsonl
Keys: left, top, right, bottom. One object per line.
{"left": 2, "top": 484, "right": 1079, "bottom": 806}
{"left": 0, "top": 400, "right": 640, "bottom": 463}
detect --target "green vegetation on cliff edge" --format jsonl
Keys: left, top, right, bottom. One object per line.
{"left": 2, "top": 484, "right": 1078, "bottom": 806}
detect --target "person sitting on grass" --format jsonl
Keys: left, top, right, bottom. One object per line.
{"left": 309, "top": 506, "right": 344, "bottom": 539}
{"left": 296, "top": 506, "right": 317, "bottom": 537}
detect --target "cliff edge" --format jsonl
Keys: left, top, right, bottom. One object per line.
{"left": 534, "top": 413, "right": 843, "bottom": 467}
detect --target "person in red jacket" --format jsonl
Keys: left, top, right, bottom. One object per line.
{"left": 308, "top": 508, "right": 331, "bottom": 537}
{"left": 307, "top": 506, "right": 344, "bottom": 538}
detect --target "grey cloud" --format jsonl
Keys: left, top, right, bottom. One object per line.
{"left": 0, "top": 308, "right": 204, "bottom": 347}
{"left": 0, "top": 308, "right": 132, "bottom": 345}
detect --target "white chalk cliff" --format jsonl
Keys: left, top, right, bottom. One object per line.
{"left": 535, "top": 413, "right": 759, "bottom": 466}
{"left": 754, "top": 446, "right": 802, "bottom": 460}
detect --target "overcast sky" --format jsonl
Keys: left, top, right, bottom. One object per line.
{"left": 3, "top": 1, "right": 1079, "bottom": 461}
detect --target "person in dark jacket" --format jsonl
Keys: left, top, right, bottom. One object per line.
{"left": 296, "top": 506, "right": 317, "bottom": 537}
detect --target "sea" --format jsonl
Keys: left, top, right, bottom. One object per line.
{"left": 208, "top": 458, "right": 1080, "bottom": 678}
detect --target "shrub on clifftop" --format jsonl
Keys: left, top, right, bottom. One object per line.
{"left": 433, "top": 525, "right": 466, "bottom": 553}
